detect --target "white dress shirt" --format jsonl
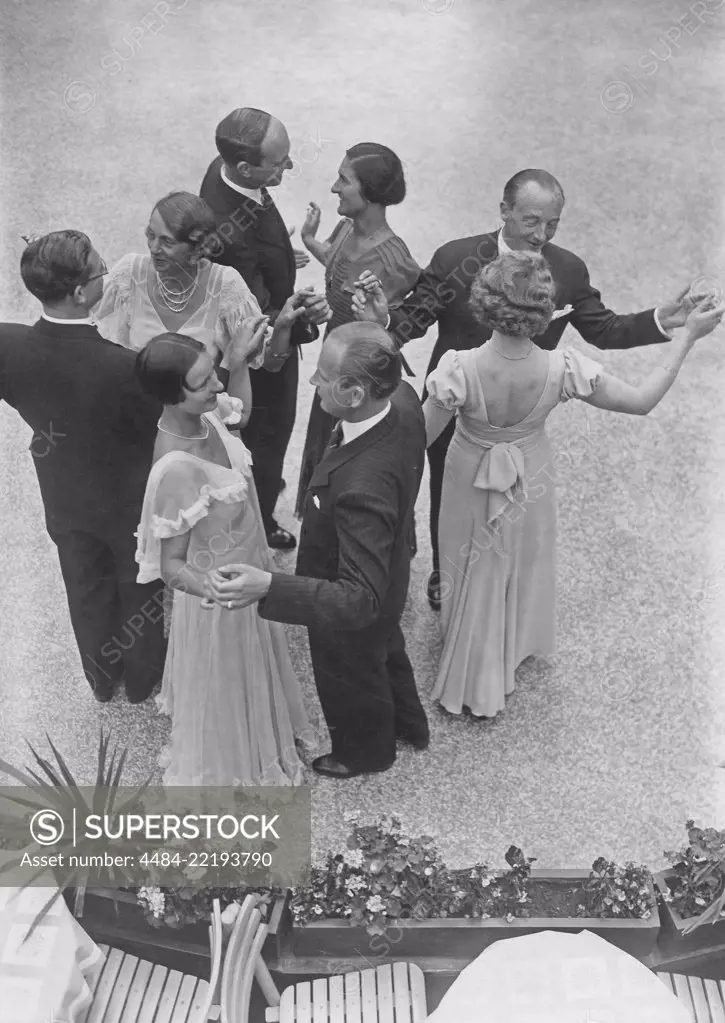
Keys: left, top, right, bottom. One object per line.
{"left": 220, "top": 166, "right": 263, "bottom": 205}
{"left": 340, "top": 402, "right": 391, "bottom": 445}
{"left": 41, "top": 313, "right": 95, "bottom": 325}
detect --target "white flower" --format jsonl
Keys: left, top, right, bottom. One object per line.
{"left": 366, "top": 895, "right": 386, "bottom": 914}
{"left": 138, "top": 885, "right": 166, "bottom": 919}
{"left": 642, "top": 910, "right": 652, "bottom": 920}
{"left": 424, "top": 867, "right": 433, "bottom": 876}
{"left": 342, "top": 849, "right": 365, "bottom": 870}
{"left": 480, "top": 877, "right": 491, "bottom": 888}
{"left": 216, "top": 392, "right": 244, "bottom": 425}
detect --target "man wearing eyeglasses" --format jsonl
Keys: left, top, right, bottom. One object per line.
{"left": 0, "top": 230, "right": 167, "bottom": 703}
{"left": 201, "top": 107, "right": 331, "bottom": 552}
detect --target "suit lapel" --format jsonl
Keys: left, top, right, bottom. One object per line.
{"left": 309, "top": 406, "right": 399, "bottom": 487}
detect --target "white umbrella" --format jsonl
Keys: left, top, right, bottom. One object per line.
{"left": 425, "top": 930, "right": 691, "bottom": 1022}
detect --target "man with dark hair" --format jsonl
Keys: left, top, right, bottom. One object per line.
{"left": 200, "top": 106, "right": 330, "bottom": 551}
{"left": 0, "top": 231, "right": 167, "bottom": 703}
{"left": 353, "top": 167, "right": 702, "bottom": 609}
{"left": 205, "top": 322, "right": 429, "bottom": 779}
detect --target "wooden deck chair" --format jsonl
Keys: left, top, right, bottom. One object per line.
{"left": 657, "top": 970, "right": 725, "bottom": 1022}
{"left": 80, "top": 897, "right": 224, "bottom": 1023}
{"left": 219, "top": 894, "right": 427, "bottom": 1023}
{"left": 264, "top": 963, "right": 428, "bottom": 1023}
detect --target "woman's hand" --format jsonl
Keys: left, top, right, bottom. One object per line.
{"left": 227, "top": 314, "right": 269, "bottom": 367}
{"left": 684, "top": 295, "right": 725, "bottom": 342}
{"left": 351, "top": 270, "right": 389, "bottom": 325}
{"left": 301, "top": 202, "right": 321, "bottom": 243}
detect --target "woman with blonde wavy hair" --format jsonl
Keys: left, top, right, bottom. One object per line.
{"left": 423, "top": 250, "right": 723, "bottom": 719}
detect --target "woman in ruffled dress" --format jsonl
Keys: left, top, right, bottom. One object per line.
{"left": 135, "top": 320, "right": 316, "bottom": 786}
{"left": 421, "top": 251, "right": 723, "bottom": 720}
{"left": 294, "top": 143, "right": 420, "bottom": 517}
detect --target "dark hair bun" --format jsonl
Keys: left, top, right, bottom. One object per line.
{"left": 346, "top": 143, "right": 406, "bottom": 207}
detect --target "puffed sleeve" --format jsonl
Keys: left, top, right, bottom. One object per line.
{"left": 135, "top": 453, "right": 249, "bottom": 583}
{"left": 217, "top": 266, "right": 272, "bottom": 371}
{"left": 358, "top": 235, "right": 421, "bottom": 308}
{"left": 425, "top": 349, "right": 468, "bottom": 411}
{"left": 93, "top": 253, "right": 137, "bottom": 347}
{"left": 559, "top": 348, "right": 604, "bottom": 402}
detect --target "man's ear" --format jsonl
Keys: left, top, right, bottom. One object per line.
{"left": 236, "top": 160, "right": 254, "bottom": 178}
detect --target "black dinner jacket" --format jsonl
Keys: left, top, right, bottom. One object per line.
{"left": 389, "top": 230, "right": 666, "bottom": 375}
{"left": 0, "top": 318, "right": 161, "bottom": 533}
{"left": 200, "top": 157, "right": 316, "bottom": 347}
{"left": 259, "top": 381, "right": 425, "bottom": 632}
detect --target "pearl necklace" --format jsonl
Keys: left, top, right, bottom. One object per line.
{"left": 491, "top": 337, "right": 534, "bottom": 361}
{"left": 157, "top": 417, "right": 210, "bottom": 441}
{"left": 156, "top": 264, "right": 200, "bottom": 313}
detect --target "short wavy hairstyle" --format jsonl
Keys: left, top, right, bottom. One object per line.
{"left": 135, "top": 332, "right": 207, "bottom": 405}
{"left": 469, "top": 251, "right": 555, "bottom": 338}
{"left": 346, "top": 143, "right": 406, "bottom": 207}
{"left": 151, "top": 191, "right": 218, "bottom": 257}
{"left": 20, "top": 230, "right": 94, "bottom": 304}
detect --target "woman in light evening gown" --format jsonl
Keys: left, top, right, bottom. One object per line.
{"left": 294, "top": 143, "right": 420, "bottom": 517}
{"left": 421, "top": 251, "right": 723, "bottom": 719}
{"left": 135, "top": 325, "right": 316, "bottom": 786}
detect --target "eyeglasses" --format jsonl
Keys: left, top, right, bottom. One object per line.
{"left": 85, "top": 260, "right": 108, "bottom": 284}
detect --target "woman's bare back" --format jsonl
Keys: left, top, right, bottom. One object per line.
{"left": 472, "top": 344, "right": 552, "bottom": 427}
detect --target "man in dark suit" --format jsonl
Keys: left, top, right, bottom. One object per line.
{"left": 205, "top": 322, "right": 429, "bottom": 779}
{"left": 200, "top": 106, "right": 331, "bottom": 551}
{"left": 0, "top": 231, "right": 166, "bottom": 702}
{"left": 353, "top": 168, "right": 701, "bottom": 609}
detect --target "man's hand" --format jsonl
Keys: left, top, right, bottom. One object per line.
{"left": 299, "top": 287, "right": 332, "bottom": 325}
{"left": 351, "top": 270, "right": 389, "bottom": 326}
{"left": 288, "top": 225, "right": 311, "bottom": 269}
{"left": 656, "top": 282, "right": 723, "bottom": 332}
{"left": 204, "top": 564, "right": 273, "bottom": 610}
{"left": 684, "top": 295, "right": 725, "bottom": 342}
{"left": 277, "top": 289, "right": 313, "bottom": 330}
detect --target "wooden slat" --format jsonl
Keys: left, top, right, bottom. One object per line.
{"left": 279, "top": 984, "right": 300, "bottom": 1023}
{"left": 344, "top": 970, "right": 361, "bottom": 1023}
{"left": 86, "top": 947, "right": 127, "bottom": 1023}
{"left": 408, "top": 965, "right": 427, "bottom": 1023}
{"left": 296, "top": 980, "right": 312, "bottom": 1023}
{"left": 186, "top": 978, "right": 211, "bottom": 1023}
{"left": 119, "top": 958, "right": 154, "bottom": 1023}
{"left": 265, "top": 1009, "right": 281, "bottom": 1023}
{"left": 375, "top": 966, "right": 394, "bottom": 1023}
{"left": 689, "top": 976, "right": 712, "bottom": 1023}
{"left": 656, "top": 972, "right": 676, "bottom": 994}
{"left": 360, "top": 969, "right": 378, "bottom": 1023}
{"left": 136, "top": 964, "right": 170, "bottom": 1023}
{"left": 705, "top": 979, "right": 725, "bottom": 1023}
{"left": 672, "top": 974, "right": 696, "bottom": 1018}
{"left": 327, "top": 974, "right": 346, "bottom": 1023}
{"left": 103, "top": 953, "right": 139, "bottom": 1023}
{"left": 170, "top": 974, "right": 200, "bottom": 1022}
{"left": 78, "top": 948, "right": 109, "bottom": 1023}
{"left": 391, "top": 963, "right": 412, "bottom": 1023}
{"left": 154, "top": 970, "right": 185, "bottom": 1023}
{"left": 311, "top": 977, "right": 328, "bottom": 1023}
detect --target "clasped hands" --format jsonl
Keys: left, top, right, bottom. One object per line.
{"left": 202, "top": 564, "right": 272, "bottom": 611}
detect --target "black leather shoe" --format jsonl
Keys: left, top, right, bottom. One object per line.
{"left": 267, "top": 528, "right": 297, "bottom": 551}
{"left": 312, "top": 755, "right": 393, "bottom": 779}
{"left": 427, "top": 570, "right": 442, "bottom": 611}
{"left": 91, "top": 681, "right": 115, "bottom": 703}
{"left": 396, "top": 733, "right": 430, "bottom": 751}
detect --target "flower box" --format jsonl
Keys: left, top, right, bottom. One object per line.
{"left": 66, "top": 887, "right": 285, "bottom": 974}
{"left": 654, "top": 870, "right": 725, "bottom": 958}
{"left": 271, "top": 870, "right": 661, "bottom": 974}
